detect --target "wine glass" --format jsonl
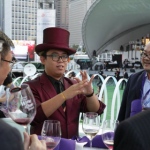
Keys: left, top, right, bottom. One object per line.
{"left": 41, "top": 120, "right": 61, "bottom": 150}
{"left": 102, "top": 120, "right": 119, "bottom": 150}
{"left": 0, "top": 83, "right": 15, "bottom": 117}
{"left": 82, "top": 112, "right": 100, "bottom": 147}
{"left": 6, "top": 83, "right": 36, "bottom": 133}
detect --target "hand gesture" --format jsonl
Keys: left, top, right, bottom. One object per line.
{"left": 63, "top": 71, "right": 94, "bottom": 100}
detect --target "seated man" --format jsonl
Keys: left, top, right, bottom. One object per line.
{"left": 0, "top": 42, "right": 46, "bottom": 150}
{"left": 118, "top": 42, "right": 150, "bottom": 122}
{"left": 26, "top": 27, "right": 106, "bottom": 139}
{"left": 114, "top": 110, "right": 150, "bottom": 150}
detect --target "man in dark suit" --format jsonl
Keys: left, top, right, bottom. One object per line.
{"left": 0, "top": 119, "right": 46, "bottom": 150}
{"left": 114, "top": 110, "right": 150, "bottom": 150}
{"left": 118, "top": 42, "right": 150, "bottom": 122}
{"left": 120, "top": 68, "right": 128, "bottom": 90}
{"left": 0, "top": 119, "right": 23, "bottom": 150}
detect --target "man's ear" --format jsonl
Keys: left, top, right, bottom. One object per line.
{"left": 40, "top": 56, "right": 45, "bottom": 64}
{"left": 68, "top": 57, "right": 70, "bottom": 62}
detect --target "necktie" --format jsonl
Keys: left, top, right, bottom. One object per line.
{"left": 57, "top": 81, "right": 66, "bottom": 108}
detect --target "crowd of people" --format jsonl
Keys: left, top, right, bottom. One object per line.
{"left": 0, "top": 27, "right": 150, "bottom": 150}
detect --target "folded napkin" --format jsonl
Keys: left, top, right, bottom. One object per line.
{"left": 54, "top": 138, "right": 75, "bottom": 150}
{"left": 130, "top": 99, "right": 142, "bottom": 117}
{"left": 72, "top": 135, "right": 107, "bottom": 149}
{"left": 92, "top": 135, "right": 107, "bottom": 148}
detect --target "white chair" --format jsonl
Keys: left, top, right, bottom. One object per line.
{"left": 13, "top": 76, "right": 23, "bottom": 87}
{"left": 30, "top": 73, "right": 42, "bottom": 80}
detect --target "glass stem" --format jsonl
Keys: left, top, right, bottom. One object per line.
{"left": 90, "top": 136, "right": 92, "bottom": 147}
{"left": 24, "top": 125, "right": 29, "bottom": 134}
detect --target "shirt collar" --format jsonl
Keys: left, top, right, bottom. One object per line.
{"left": 44, "top": 72, "right": 63, "bottom": 84}
{"left": 145, "top": 73, "right": 150, "bottom": 83}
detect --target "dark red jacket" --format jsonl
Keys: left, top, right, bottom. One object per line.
{"left": 26, "top": 73, "right": 105, "bottom": 138}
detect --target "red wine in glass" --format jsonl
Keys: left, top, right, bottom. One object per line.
{"left": 102, "top": 120, "right": 119, "bottom": 150}
{"left": 103, "top": 139, "right": 114, "bottom": 150}
{"left": 41, "top": 120, "right": 61, "bottom": 150}
{"left": 7, "top": 84, "right": 36, "bottom": 133}
{"left": 13, "top": 118, "right": 31, "bottom": 126}
{"left": 46, "top": 141, "right": 57, "bottom": 150}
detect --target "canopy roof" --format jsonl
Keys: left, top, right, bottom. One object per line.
{"left": 82, "top": 0, "right": 150, "bottom": 58}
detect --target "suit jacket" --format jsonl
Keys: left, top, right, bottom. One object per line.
{"left": 118, "top": 70, "right": 145, "bottom": 122}
{"left": 114, "top": 110, "right": 150, "bottom": 150}
{"left": 0, "top": 119, "right": 23, "bottom": 150}
{"left": 26, "top": 73, "right": 105, "bottom": 139}
{"left": 123, "top": 71, "right": 128, "bottom": 79}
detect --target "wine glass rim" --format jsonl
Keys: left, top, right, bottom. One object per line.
{"left": 21, "top": 83, "right": 29, "bottom": 89}
{"left": 84, "top": 112, "right": 98, "bottom": 116}
{"left": 10, "top": 83, "right": 30, "bottom": 93}
{"left": 104, "top": 120, "right": 119, "bottom": 123}
{"left": 44, "top": 120, "right": 60, "bottom": 124}
{"left": 10, "top": 87, "right": 21, "bottom": 93}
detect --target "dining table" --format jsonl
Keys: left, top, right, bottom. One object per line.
{"left": 83, "top": 147, "right": 108, "bottom": 150}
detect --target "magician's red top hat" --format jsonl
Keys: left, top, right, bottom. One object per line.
{"left": 35, "top": 27, "right": 76, "bottom": 55}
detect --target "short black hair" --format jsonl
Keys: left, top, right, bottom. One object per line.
{"left": 3, "top": 73, "right": 12, "bottom": 86}
{"left": 0, "top": 42, "right": 10, "bottom": 59}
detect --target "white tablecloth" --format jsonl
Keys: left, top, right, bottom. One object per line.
{"left": 83, "top": 147, "right": 108, "bottom": 150}
{"left": 75, "top": 141, "right": 108, "bottom": 150}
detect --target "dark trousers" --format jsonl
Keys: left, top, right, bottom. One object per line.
{"left": 121, "top": 80, "right": 126, "bottom": 89}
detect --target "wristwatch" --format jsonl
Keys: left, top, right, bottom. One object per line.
{"left": 86, "top": 89, "right": 94, "bottom": 97}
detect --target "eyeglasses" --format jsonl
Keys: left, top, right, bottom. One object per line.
{"left": 46, "top": 54, "right": 69, "bottom": 62}
{"left": 141, "top": 52, "right": 150, "bottom": 59}
{"left": 1, "top": 59, "right": 15, "bottom": 68}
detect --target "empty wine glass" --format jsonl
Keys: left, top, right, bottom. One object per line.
{"left": 82, "top": 112, "right": 100, "bottom": 147}
{"left": 41, "top": 120, "right": 61, "bottom": 150}
{"left": 102, "top": 120, "right": 119, "bottom": 150}
{"left": 7, "top": 83, "right": 36, "bottom": 133}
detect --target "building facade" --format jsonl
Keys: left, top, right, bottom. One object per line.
{"left": 37, "top": 0, "right": 55, "bottom": 44}
{"left": 0, "top": 0, "right": 94, "bottom": 47}
{"left": 0, "top": 0, "right": 68, "bottom": 42}
{"left": 69, "top": 0, "right": 95, "bottom": 46}
{"left": 54, "top": 0, "right": 69, "bottom": 30}
{"left": 0, "top": 0, "right": 38, "bottom": 41}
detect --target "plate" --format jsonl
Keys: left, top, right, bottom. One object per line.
{"left": 23, "top": 63, "right": 36, "bottom": 76}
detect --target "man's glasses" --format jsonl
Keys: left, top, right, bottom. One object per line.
{"left": 141, "top": 52, "right": 150, "bottom": 60}
{"left": 1, "top": 59, "right": 15, "bottom": 68}
{"left": 46, "top": 54, "right": 69, "bottom": 62}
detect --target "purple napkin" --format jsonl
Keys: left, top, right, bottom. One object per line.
{"left": 38, "top": 136, "right": 75, "bottom": 150}
{"left": 54, "top": 138, "right": 75, "bottom": 150}
{"left": 72, "top": 136, "right": 89, "bottom": 143}
{"left": 72, "top": 135, "right": 107, "bottom": 148}
{"left": 92, "top": 135, "right": 108, "bottom": 148}
{"left": 38, "top": 135, "right": 107, "bottom": 149}
{"left": 130, "top": 99, "right": 142, "bottom": 117}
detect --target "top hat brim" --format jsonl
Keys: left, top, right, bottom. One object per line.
{"left": 35, "top": 43, "right": 76, "bottom": 56}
